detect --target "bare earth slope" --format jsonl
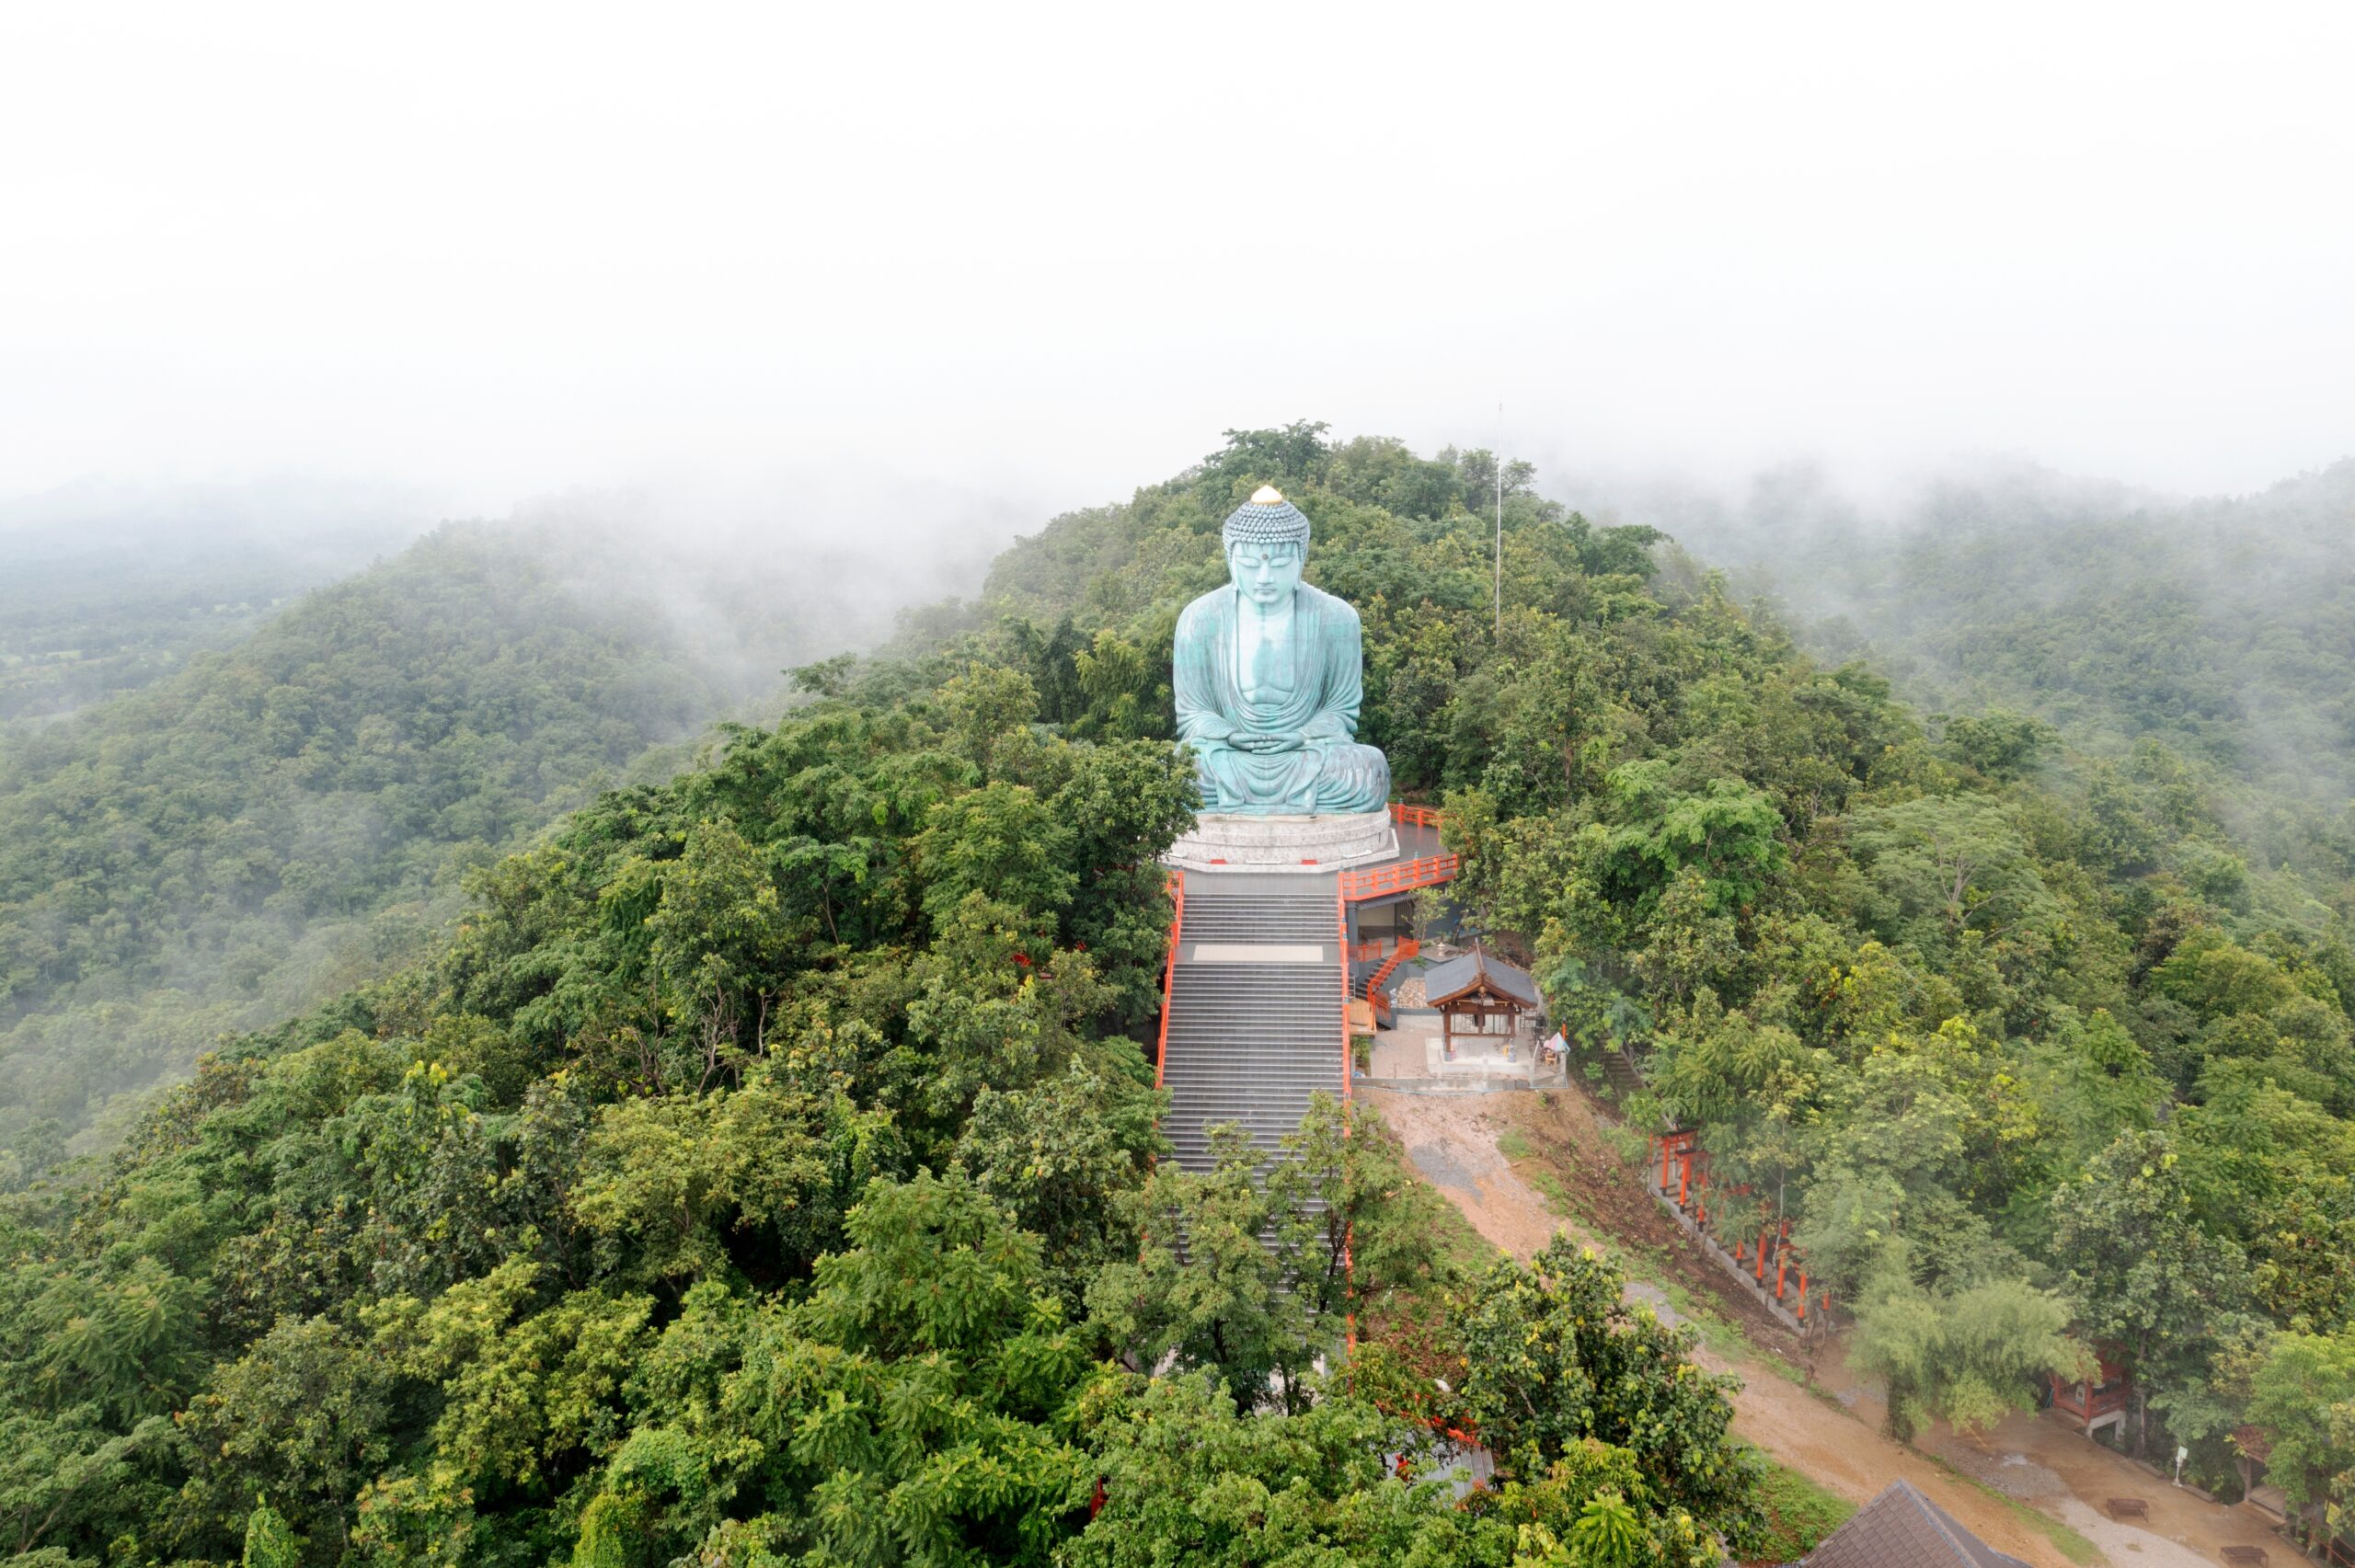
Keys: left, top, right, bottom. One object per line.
{"left": 1367, "top": 1085, "right": 2289, "bottom": 1568}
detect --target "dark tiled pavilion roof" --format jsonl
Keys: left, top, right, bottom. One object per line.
{"left": 1802, "top": 1481, "right": 2031, "bottom": 1568}
{"left": 1420, "top": 948, "right": 1540, "bottom": 1010}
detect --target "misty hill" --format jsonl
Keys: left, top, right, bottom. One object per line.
{"left": 0, "top": 480, "right": 434, "bottom": 723}
{"left": 1646, "top": 460, "right": 2355, "bottom": 901}
{"left": 0, "top": 517, "right": 876, "bottom": 1170}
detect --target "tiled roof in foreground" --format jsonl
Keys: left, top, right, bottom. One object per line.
{"left": 1802, "top": 1481, "right": 2032, "bottom": 1568}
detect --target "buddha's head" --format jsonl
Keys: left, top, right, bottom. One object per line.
{"left": 1223, "top": 486, "right": 1309, "bottom": 609}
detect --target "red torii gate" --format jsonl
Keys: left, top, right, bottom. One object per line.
{"left": 1651, "top": 1132, "right": 1825, "bottom": 1326}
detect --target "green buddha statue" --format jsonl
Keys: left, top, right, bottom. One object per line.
{"left": 1174, "top": 487, "right": 1391, "bottom": 815}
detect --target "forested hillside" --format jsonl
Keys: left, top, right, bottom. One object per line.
{"left": 1656, "top": 460, "right": 2355, "bottom": 898}
{"left": 0, "top": 482, "right": 426, "bottom": 723}
{"left": 0, "top": 521, "right": 842, "bottom": 1175}
{"left": 3, "top": 429, "right": 2349, "bottom": 1564}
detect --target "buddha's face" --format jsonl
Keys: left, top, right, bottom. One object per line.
{"left": 1227, "top": 538, "right": 1305, "bottom": 608}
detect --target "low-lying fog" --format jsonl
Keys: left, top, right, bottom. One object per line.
{"left": 4, "top": 6, "right": 2350, "bottom": 528}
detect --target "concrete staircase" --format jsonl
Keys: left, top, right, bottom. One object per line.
{"left": 1160, "top": 892, "right": 1345, "bottom": 1173}
{"left": 1596, "top": 1044, "right": 1648, "bottom": 1099}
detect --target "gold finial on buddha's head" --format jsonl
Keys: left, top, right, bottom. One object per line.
{"left": 1250, "top": 485, "right": 1284, "bottom": 505}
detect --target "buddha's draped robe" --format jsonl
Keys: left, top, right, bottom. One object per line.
{"left": 1173, "top": 581, "right": 1390, "bottom": 814}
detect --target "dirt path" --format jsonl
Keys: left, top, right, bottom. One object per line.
{"left": 1363, "top": 1086, "right": 2282, "bottom": 1568}
{"left": 1928, "top": 1414, "right": 2280, "bottom": 1568}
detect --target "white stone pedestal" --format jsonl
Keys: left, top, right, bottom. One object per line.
{"left": 1162, "top": 810, "right": 1397, "bottom": 874}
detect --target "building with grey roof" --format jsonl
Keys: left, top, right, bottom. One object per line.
{"left": 1800, "top": 1481, "right": 2031, "bottom": 1568}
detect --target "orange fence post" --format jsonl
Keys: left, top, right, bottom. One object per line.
{"left": 1336, "top": 887, "right": 1352, "bottom": 1103}
{"left": 1336, "top": 885, "right": 1357, "bottom": 1351}
{"left": 1796, "top": 1267, "right": 1809, "bottom": 1322}
{"left": 1755, "top": 1228, "right": 1770, "bottom": 1283}
{"left": 1775, "top": 1250, "right": 1788, "bottom": 1302}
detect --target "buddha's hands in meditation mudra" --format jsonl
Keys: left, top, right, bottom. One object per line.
{"left": 1172, "top": 488, "right": 1391, "bottom": 815}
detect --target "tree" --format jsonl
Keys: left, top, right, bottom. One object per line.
{"left": 2051, "top": 1130, "right": 2255, "bottom": 1456}
{"left": 1631, "top": 867, "right": 1745, "bottom": 1008}
{"left": 241, "top": 1498, "right": 301, "bottom": 1568}
{"left": 914, "top": 781, "right": 1077, "bottom": 932}
{"left": 2034, "top": 1007, "right": 2163, "bottom": 1168}
{"left": 1846, "top": 795, "right": 2059, "bottom": 963}
{"left": 1202, "top": 421, "right": 1332, "bottom": 490}
{"left": 932, "top": 662, "right": 1040, "bottom": 769}
{"left": 582, "top": 1171, "right": 1097, "bottom": 1562}
{"left": 1599, "top": 765, "right": 1786, "bottom": 915}
{"left": 2244, "top": 1326, "right": 2355, "bottom": 1538}
{"left": 1846, "top": 1248, "right": 2085, "bottom": 1443}
{"left": 568, "top": 1490, "right": 646, "bottom": 1568}
{"left": 1452, "top": 1237, "right": 1764, "bottom": 1554}
{"left": 28, "top": 1256, "right": 201, "bottom": 1424}
{"left": 955, "top": 1057, "right": 1161, "bottom": 1299}
{"left": 1068, "top": 1374, "right": 1731, "bottom": 1568}
{"left": 1938, "top": 709, "right": 2057, "bottom": 782}
{"left": 0, "top": 1408, "right": 168, "bottom": 1561}
{"left": 570, "top": 1065, "right": 884, "bottom": 1285}
{"left": 1063, "top": 1374, "right": 1442, "bottom": 1568}
{"left": 1086, "top": 1124, "right": 1301, "bottom": 1411}
{"left": 365, "top": 1260, "right": 655, "bottom": 1500}
{"left": 1071, "top": 629, "right": 1170, "bottom": 741}
{"left": 176, "top": 1314, "right": 390, "bottom": 1556}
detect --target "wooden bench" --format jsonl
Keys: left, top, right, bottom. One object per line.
{"left": 2222, "top": 1546, "right": 2268, "bottom": 1566}
{"left": 2108, "top": 1499, "right": 2150, "bottom": 1522}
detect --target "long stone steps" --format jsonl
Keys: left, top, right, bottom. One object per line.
{"left": 1160, "top": 891, "right": 1345, "bottom": 1173}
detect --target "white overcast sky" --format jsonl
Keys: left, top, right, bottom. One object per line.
{"left": 3, "top": 1, "right": 2351, "bottom": 520}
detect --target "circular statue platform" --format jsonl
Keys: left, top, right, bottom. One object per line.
{"left": 1162, "top": 810, "right": 1398, "bottom": 875}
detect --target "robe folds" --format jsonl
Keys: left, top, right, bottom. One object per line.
{"left": 1173, "top": 581, "right": 1390, "bottom": 814}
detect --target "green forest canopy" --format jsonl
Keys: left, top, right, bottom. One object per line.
{"left": 1660, "top": 458, "right": 2355, "bottom": 900}
{"left": 0, "top": 519, "right": 884, "bottom": 1174}
{"left": 3, "top": 427, "right": 2352, "bottom": 1562}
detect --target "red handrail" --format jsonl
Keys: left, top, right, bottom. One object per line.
{"left": 1390, "top": 802, "right": 1444, "bottom": 830}
{"left": 1337, "top": 883, "right": 1357, "bottom": 1352}
{"left": 1363, "top": 938, "right": 1420, "bottom": 1001}
{"left": 1338, "top": 853, "right": 1460, "bottom": 901}
{"left": 1336, "top": 886, "right": 1353, "bottom": 1103}
{"left": 1154, "top": 870, "right": 1184, "bottom": 1091}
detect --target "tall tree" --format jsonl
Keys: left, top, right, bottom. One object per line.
{"left": 2052, "top": 1130, "right": 2255, "bottom": 1456}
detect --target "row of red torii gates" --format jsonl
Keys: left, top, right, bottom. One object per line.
{"left": 1651, "top": 1128, "right": 1831, "bottom": 1328}
{"left": 1652, "top": 1130, "right": 2137, "bottom": 1433}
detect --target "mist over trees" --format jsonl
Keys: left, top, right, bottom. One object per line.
{"left": 0, "top": 495, "right": 1009, "bottom": 1176}
{"left": 1650, "top": 458, "right": 2355, "bottom": 888}
{"left": 0, "top": 479, "right": 431, "bottom": 721}
{"left": 3, "top": 428, "right": 2353, "bottom": 1560}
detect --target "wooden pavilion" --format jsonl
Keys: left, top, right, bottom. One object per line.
{"left": 1420, "top": 948, "right": 1540, "bottom": 1057}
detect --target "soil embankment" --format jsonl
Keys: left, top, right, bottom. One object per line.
{"left": 1365, "top": 1084, "right": 2291, "bottom": 1568}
